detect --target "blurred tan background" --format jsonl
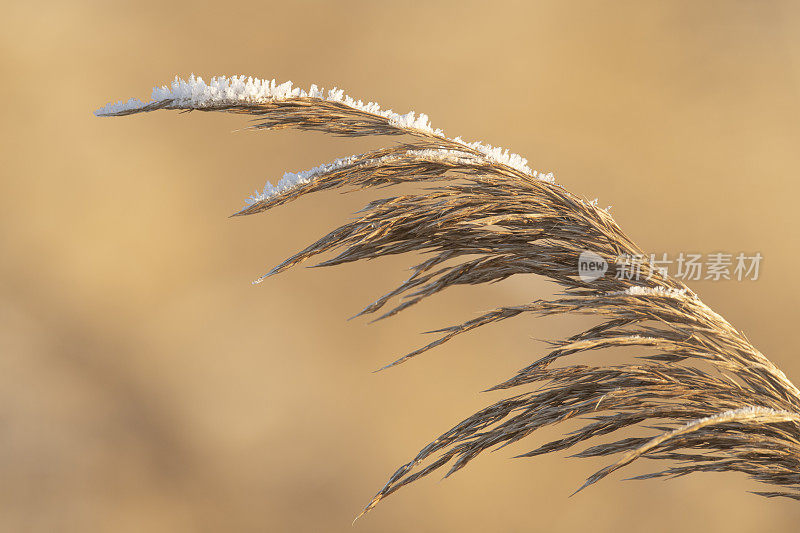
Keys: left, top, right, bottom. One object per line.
{"left": 2, "top": 0, "right": 800, "bottom": 531}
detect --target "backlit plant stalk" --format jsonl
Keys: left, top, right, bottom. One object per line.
{"left": 96, "top": 75, "right": 800, "bottom": 517}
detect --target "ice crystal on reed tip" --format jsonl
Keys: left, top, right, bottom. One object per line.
{"left": 94, "top": 75, "right": 442, "bottom": 134}
{"left": 94, "top": 75, "right": 320, "bottom": 115}
{"left": 241, "top": 148, "right": 503, "bottom": 209}
{"left": 715, "top": 406, "right": 779, "bottom": 418}
{"left": 676, "top": 406, "right": 798, "bottom": 431}
{"left": 243, "top": 155, "right": 360, "bottom": 206}
{"left": 613, "top": 286, "right": 689, "bottom": 298}
{"left": 94, "top": 75, "right": 542, "bottom": 179}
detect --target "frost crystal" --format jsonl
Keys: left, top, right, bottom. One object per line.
{"left": 243, "top": 155, "right": 360, "bottom": 206}
{"left": 239, "top": 149, "right": 484, "bottom": 212}
{"left": 95, "top": 75, "right": 549, "bottom": 184}
{"left": 612, "top": 286, "right": 689, "bottom": 298}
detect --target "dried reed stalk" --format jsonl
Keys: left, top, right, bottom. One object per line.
{"left": 96, "top": 76, "right": 800, "bottom": 516}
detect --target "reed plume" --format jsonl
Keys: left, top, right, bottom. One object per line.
{"left": 96, "top": 75, "right": 800, "bottom": 516}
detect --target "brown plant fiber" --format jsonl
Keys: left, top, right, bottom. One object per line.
{"left": 98, "top": 89, "right": 800, "bottom": 518}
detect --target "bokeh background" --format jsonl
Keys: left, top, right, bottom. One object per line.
{"left": 3, "top": 1, "right": 800, "bottom": 531}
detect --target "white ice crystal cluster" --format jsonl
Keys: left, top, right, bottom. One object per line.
{"left": 240, "top": 148, "right": 489, "bottom": 210}
{"left": 681, "top": 406, "right": 796, "bottom": 429}
{"left": 614, "top": 286, "right": 689, "bottom": 298}
{"left": 95, "top": 75, "right": 550, "bottom": 197}
{"left": 95, "top": 75, "right": 443, "bottom": 135}
{"left": 242, "top": 155, "right": 361, "bottom": 206}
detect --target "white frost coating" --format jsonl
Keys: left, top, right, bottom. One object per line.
{"left": 679, "top": 406, "right": 797, "bottom": 428}
{"left": 240, "top": 148, "right": 484, "bottom": 210}
{"left": 243, "top": 154, "right": 361, "bottom": 206}
{"left": 95, "top": 75, "right": 547, "bottom": 178}
{"left": 610, "top": 286, "right": 689, "bottom": 298}
{"left": 96, "top": 75, "right": 442, "bottom": 135}
{"left": 448, "top": 136, "right": 538, "bottom": 178}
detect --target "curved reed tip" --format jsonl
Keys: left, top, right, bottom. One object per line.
{"left": 353, "top": 495, "right": 382, "bottom": 524}
{"left": 570, "top": 479, "right": 595, "bottom": 497}
{"left": 98, "top": 72, "right": 800, "bottom": 512}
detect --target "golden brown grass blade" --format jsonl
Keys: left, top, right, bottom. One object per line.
{"left": 96, "top": 74, "right": 800, "bottom": 517}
